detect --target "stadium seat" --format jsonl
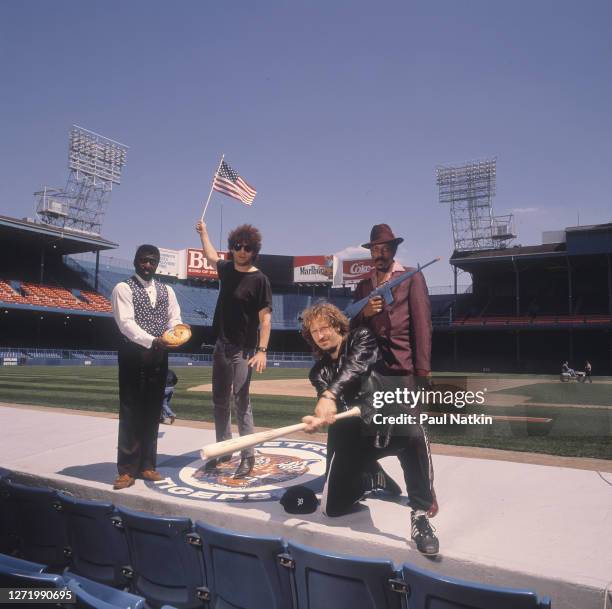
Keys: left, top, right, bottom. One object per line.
{"left": 0, "top": 279, "right": 26, "bottom": 302}
{"left": 286, "top": 541, "right": 404, "bottom": 609}
{"left": 56, "top": 494, "right": 131, "bottom": 587}
{"left": 400, "top": 563, "right": 551, "bottom": 609}
{"left": 0, "top": 552, "right": 48, "bottom": 586}
{"left": 116, "top": 507, "right": 208, "bottom": 609}
{"left": 194, "top": 520, "right": 293, "bottom": 609}
{"left": 4, "top": 481, "right": 70, "bottom": 569}
{"left": 0, "top": 474, "right": 19, "bottom": 554}
{"left": 64, "top": 571, "right": 146, "bottom": 609}
{"left": 80, "top": 290, "right": 113, "bottom": 313}
{"left": 0, "top": 553, "right": 64, "bottom": 588}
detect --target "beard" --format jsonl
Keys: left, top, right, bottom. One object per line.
{"left": 136, "top": 269, "right": 154, "bottom": 280}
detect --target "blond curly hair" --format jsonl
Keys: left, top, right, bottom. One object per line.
{"left": 301, "top": 302, "right": 350, "bottom": 358}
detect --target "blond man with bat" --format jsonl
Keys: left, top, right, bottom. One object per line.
{"left": 300, "top": 302, "right": 440, "bottom": 556}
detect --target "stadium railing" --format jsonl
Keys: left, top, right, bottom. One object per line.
{"left": 429, "top": 284, "right": 472, "bottom": 295}
{"left": 451, "top": 314, "right": 612, "bottom": 327}
{"left": 0, "top": 347, "right": 314, "bottom": 363}
{"left": 0, "top": 349, "right": 26, "bottom": 358}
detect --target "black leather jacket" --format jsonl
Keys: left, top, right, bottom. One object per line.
{"left": 308, "top": 327, "right": 378, "bottom": 412}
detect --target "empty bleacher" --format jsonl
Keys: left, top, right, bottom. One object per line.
{"left": 26, "top": 349, "right": 66, "bottom": 359}
{"left": 171, "top": 282, "right": 219, "bottom": 325}
{"left": 68, "top": 255, "right": 355, "bottom": 329}
{"left": 271, "top": 292, "right": 352, "bottom": 329}
{"left": 0, "top": 278, "right": 114, "bottom": 315}
{"left": 0, "top": 474, "right": 552, "bottom": 609}
{"left": 21, "top": 282, "right": 87, "bottom": 310}
{"left": 84, "top": 350, "right": 117, "bottom": 360}
{"left": 79, "top": 291, "right": 113, "bottom": 313}
{"left": 0, "top": 280, "right": 28, "bottom": 305}
{"left": 0, "top": 348, "right": 25, "bottom": 358}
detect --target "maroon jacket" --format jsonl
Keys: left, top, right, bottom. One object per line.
{"left": 352, "top": 262, "right": 432, "bottom": 376}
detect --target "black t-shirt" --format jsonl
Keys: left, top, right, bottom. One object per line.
{"left": 212, "top": 259, "right": 273, "bottom": 348}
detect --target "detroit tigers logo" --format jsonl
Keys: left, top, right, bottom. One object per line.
{"left": 193, "top": 453, "right": 316, "bottom": 488}
{"left": 147, "top": 441, "right": 327, "bottom": 502}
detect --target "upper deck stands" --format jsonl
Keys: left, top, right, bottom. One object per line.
{"left": 0, "top": 279, "right": 113, "bottom": 314}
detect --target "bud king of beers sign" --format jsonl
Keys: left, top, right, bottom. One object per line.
{"left": 342, "top": 258, "right": 373, "bottom": 284}
{"left": 187, "top": 248, "right": 226, "bottom": 279}
{"left": 293, "top": 255, "right": 334, "bottom": 283}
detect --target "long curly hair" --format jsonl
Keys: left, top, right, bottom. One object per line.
{"left": 301, "top": 302, "right": 350, "bottom": 358}
{"left": 226, "top": 224, "right": 262, "bottom": 261}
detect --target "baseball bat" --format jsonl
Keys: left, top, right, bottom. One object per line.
{"left": 200, "top": 406, "right": 361, "bottom": 460}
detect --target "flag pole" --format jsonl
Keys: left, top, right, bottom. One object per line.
{"left": 201, "top": 153, "right": 224, "bottom": 221}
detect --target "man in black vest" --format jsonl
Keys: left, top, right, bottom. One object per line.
{"left": 111, "top": 245, "right": 183, "bottom": 490}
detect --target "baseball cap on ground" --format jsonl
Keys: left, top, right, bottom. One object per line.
{"left": 280, "top": 485, "right": 318, "bottom": 514}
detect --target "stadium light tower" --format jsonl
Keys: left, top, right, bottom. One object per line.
{"left": 436, "top": 158, "right": 515, "bottom": 252}
{"left": 35, "top": 125, "right": 128, "bottom": 234}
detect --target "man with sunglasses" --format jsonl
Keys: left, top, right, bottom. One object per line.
{"left": 196, "top": 220, "right": 272, "bottom": 478}
{"left": 351, "top": 223, "right": 439, "bottom": 555}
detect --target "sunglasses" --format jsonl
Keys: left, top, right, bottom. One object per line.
{"left": 232, "top": 243, "right": 253, "bottom": 253}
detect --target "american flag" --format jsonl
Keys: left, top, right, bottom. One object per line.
{"left": 212, "top": 160, "right": 257, "bottom": 205}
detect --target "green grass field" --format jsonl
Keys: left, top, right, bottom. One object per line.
{"left": 0, "top": 366, "right": 610, "bottom": 460}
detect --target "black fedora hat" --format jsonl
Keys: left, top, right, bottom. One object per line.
{"left": 361, "top": 224, "right": 404, "bottom": 249}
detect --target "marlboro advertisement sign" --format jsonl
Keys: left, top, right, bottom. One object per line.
{"left": 342, "top": 259, "right": 373, "bottom": 285}
{"left": 293, "top": 255, "right": 334, "bottom": 283}
{"left": 186, "top": 248, "right": 226, "bottom": 279}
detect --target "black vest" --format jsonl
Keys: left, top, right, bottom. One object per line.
{"left": 125, "top": 276, "right": 169, "bottom": 338}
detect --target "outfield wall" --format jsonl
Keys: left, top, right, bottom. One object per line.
{"left": 0, "top": 357, "right": 311, "bottom": 368}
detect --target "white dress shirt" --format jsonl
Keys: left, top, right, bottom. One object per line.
{"left": 111, "top": 275, "right": 182, "bottom": 349}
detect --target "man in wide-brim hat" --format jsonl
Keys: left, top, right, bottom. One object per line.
{"left": 351, "top": 223, "right": 439, "bottom": 555}
{"left": 361, "top": 223, "right": 404, "bottom": 249}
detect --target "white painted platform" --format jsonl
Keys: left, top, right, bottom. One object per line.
{"left": 0, "top": 405, "right": 610, "bottom": 609}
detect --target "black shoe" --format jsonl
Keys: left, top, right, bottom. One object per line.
{"left": 204, "top": 455, "right": 232, "bottom": 471}
{"left": 365, "top": 463, "right": 402, "bottom": 496}
{"left": 411, "top": 511, "right": 439, "bottom": 556}
{"left": 233, "top": 456, "right": 255, "bottom": 479}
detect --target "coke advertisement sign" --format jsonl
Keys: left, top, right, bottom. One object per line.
{"left": 186, "top": 248, "right": 226, "bottom": 279}
{"left": 342, "top": 258, "right": 373, "bottom": 285}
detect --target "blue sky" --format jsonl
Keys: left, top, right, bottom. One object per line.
{"left": 1, "top": 1, "right": 611, "bottom": 287}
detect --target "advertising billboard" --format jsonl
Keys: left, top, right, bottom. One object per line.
{"left": 157, "top": 248, "right": 182, "bottom": 278}
{"left": 341, "top": 258, "right": 373, "bottom": 285}
{"left": 186, "top": 248, "right": 226, "bottom": 279}
{"left": 293, "top": 255, "right": 334, "bottom": 283}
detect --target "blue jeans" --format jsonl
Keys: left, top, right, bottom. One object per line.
{"left": 212, "top": 340, "right": 255, "bottom": 458}
{"left": 161, "top": 386, "right": 176, "bottom": 420}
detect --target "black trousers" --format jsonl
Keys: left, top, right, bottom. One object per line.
{"left": 321, "top": 417, "right": 435, "bottom": 517}
{"left": 117, "top": 341, "right": 168, "bottom": 476}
